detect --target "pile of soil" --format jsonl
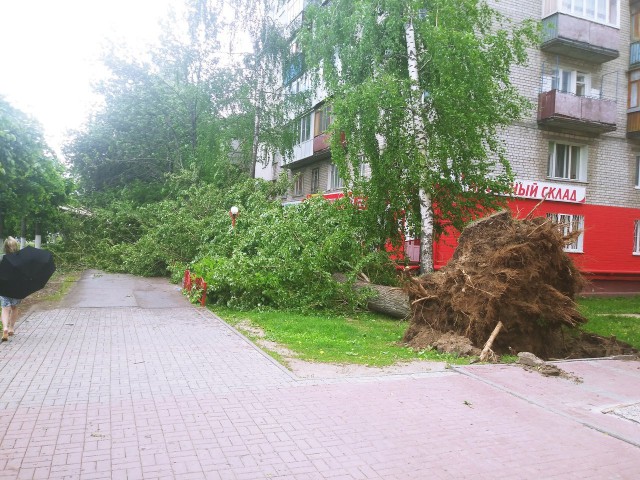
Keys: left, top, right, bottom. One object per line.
{"left": 403, "top": 210, "right": 638, "bottom": 360}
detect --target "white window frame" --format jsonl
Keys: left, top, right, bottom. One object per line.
{"left": 299, "top": 113, "right": 311, "bottom": 143}
{"left": 634, "top": 220, "right": 640, "bottom": 255}
{"left": 542, "top": 0, "right": 619, "bottom": 28}
{"left": 550, "top": 68, "right": 592, "bottom": 96}
{"left": 548, "top": 141, "right": 588, "bottom": 182}
{"left": 329, "top": 164, "right": 344, "bottom": 190}
{"left": 547, "top": 213, "right": 585, "bottom": 253}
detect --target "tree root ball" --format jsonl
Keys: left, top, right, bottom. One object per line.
{"left": 403, "top": 210, "right": 637, "bottom": 359}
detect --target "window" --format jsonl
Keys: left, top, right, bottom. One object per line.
{"left": 293, "top": 173, "right": 304, "bottom": 196}
{"left": 636, "top": 156, "right": 640, "bottom": 187}
{"left": 358, "top": 162, "right": 368, "bottom": 177}
{"left": 632, "top": 3, "right": 640, "bottom": 41}
{"left": 310, "top": 168, "right": 320, "bottom": 193}
{"left": 329, "top": 164, "right": 344, "bottom": 190}
{"left": 551, "top": 69, "right": 592, "bottom": 96}
{"left": 630, "top": 71, "right": 640, "bottom": 109}
{"left": 548, "top": 142, "right": 587, "bottom": 181}
{"left": 547, "top": 213, "right": 585, "bottom": 252}
{"left": 575, "top": 72, "right": 587, "bottom": 96}
{"left": 543, "top": 0, "right": 619, "bottom": 27}
{"left": 283, "top": 51, "right": 304, "bottom": 86}
{"left": 314, "top": 105, "right": 332, "bottom": 136}
{"left": 292, "top": 113, "right": 311, "bottom": 144}
{"left": 281, "top": 0, "right": 303, "bottom": 27}
{"left": 299, "top": 113, "right": 311, "bottom": 143}
{"left": 634, "top": 221, "right": 640, "bottom": 254}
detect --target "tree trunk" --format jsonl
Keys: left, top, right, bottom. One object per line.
{"left": 20, "top": 217, "right": 26, "bottom": 249}
{"left": 333, "top": 273, "right": 410, "bottom": 319}
{"left": 405, "top": 17, "right": 434, "bottom": 274}
{"left": 35, "top": 220, "right": 41, "bottom": 249}
{"left": 356, "top": 281, "right": 411, "bottom": 319}
{"left": 419, "top": 188, "right": 434, "bottom": 274}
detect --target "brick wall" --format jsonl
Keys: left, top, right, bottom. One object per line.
{"left": 287, "top": 159, "right": 334, "bottom": 201}
{"left": 493, "top": 0, "right": 640, "bottom": 211}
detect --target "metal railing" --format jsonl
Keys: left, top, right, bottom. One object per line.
{"left": 539, "top": 59, "right": 619, "bottom": 102}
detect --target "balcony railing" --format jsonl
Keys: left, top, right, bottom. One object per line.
{"left": 537, "top": 90, "right": 616, "bottom": 134}
{"left": 541, "top": 13, "right": 619, "bottom": 63}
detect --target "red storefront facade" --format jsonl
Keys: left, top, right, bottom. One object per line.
{"left": 432, "top": 183, "right": 640, "bottom": 294}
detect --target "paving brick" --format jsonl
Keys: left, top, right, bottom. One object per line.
{"left": 0, "top": 273, "right": 639, "bottom": 479}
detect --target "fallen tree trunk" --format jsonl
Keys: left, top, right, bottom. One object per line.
{"left": 355, "top": 281, "right": 410, "bottom": 319}
{"left": 333, "top": 273, "right": 410, "bottom": 319}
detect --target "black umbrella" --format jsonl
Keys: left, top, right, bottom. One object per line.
{"left": 0, "top": 246, "right": 56, "bottom": 299}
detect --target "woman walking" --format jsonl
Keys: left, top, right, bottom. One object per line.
{"left": 1, "top": 237, "right": 21, "bottom": 341}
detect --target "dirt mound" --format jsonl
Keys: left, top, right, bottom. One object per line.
{"left": 403, "top": 210, "right": 638, "bottom": 360}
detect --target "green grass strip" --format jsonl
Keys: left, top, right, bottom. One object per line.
{"left": 213, "top": 307, "right": 468, "bottom": 366}
{"left": 577, "top": 295, "right": 640, "bottom": 350}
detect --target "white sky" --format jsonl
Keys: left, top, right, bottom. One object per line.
{"left": 0, "top": 0, "right": 181, "bottom": 154}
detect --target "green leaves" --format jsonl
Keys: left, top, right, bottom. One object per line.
{"left": 0, "top": 96, "right": 67, "bottom": 234}
{"left": 189, "top": 191, "right": 396, "bottom": 311}
{"left": 300, "top": 0, "right": 538, "bottom": 242}
{"left": 55, "top": 173, "right": 395, "bottom": 312}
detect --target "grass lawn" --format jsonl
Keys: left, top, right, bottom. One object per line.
{"left": 214, "top": 295, "right": 640, "bottom": 366}
{"left": 577, "top": 295, "right": 640, "bottom": 350}
{"left": 212, "top": 307, "right": 469, "bottom": 366}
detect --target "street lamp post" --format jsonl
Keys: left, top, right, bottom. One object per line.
{"left": 229, "top": 206, "right": 239, "bottom": 228}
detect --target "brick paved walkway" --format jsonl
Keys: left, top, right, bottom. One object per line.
{"left": 0, "top": 272, "right": 638, "bottom": 479}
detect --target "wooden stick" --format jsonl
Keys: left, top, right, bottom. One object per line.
{"left": 479, "top": 321, "right": 503, "bottom": 362}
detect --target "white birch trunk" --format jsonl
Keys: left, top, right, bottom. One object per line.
{"left": 250, "top": 64, "right": 262, "bottom": 179}
{"left": 405, "top": 18, "right": 434, "bottom": 274}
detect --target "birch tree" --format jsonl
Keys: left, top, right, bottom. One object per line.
{"left": 225, "top": 0, "right": 311, "bottom": 178}
{"left": 300, "top": 0, "right": 537, "bottom": 273}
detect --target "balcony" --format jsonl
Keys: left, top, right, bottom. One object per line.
{"left": 313, "top": 133, "right": 331, "bottom": 153}
{"left": 627, "top": 111, "right": 640, "bottom": 139}
{"left": 541, "top": 13, "right": 619, "bottom": 64}
{"left": 312, "top": 131, "right": 346, "bottom": 153}
{"left": 537, "top": 90, "right": 616, "bottom": 134}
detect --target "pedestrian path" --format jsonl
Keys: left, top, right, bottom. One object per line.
{"left": 0, "top": 271, "right": 638, "bottom": 479}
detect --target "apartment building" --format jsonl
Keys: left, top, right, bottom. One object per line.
{"left": 259, "top": 0, "right": 640, "bottom": 293}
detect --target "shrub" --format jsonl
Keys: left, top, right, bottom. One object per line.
{"left": 54, "top": 175, "right": 398, "bottom": 312}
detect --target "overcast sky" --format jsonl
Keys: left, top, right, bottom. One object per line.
{"left": 0, "top": 0, "right": 180, "bottom": 154}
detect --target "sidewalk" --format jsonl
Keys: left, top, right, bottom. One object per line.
{"left": 0, "top": 270, "right": 638, "bottom": 479}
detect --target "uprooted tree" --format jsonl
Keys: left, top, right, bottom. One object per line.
{"left": 403, "top": 210, "right": 637, "bottom": 360}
